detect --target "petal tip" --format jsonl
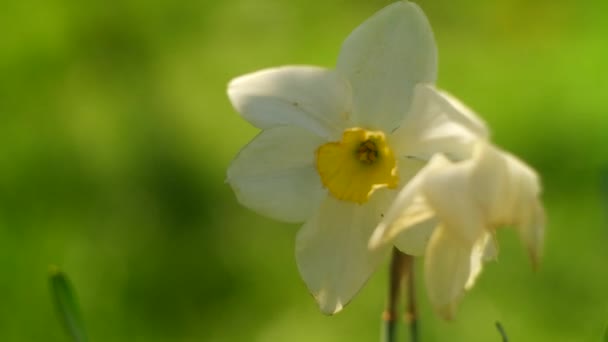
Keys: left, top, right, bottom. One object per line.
{"left": 436, "top": 302, "right": 457, "bottom": 321}
{"left": 314, "top": 289, "right": 344, "bottom": 315}
{"left": 528, "top": 251, "right": 542, "bottom": 272}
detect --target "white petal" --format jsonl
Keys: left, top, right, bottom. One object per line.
{"left": 397, "top": 155, "right": 426, "bottom": 185}
{"left": 425, "top": 227, "right": 473, "bottom": 320}
{"left": 434, "top": 86, "right": 489, "bottom": 138}
{"left": 370, "top": 155, "right": 449, "bottom": 250}
{"left": 228, "top": 66, "right": 352, "bottom": 140}
{"left": 469, "top": 144, "right": 545, "bottom": 265}
{"left": 336, "top": 2, "right": 437, "bottom": 131}
{"left": 392, "top": 218, "right": 437, "bottom": 256}
{"left": 482, "top": 233, "right": 499, "bottom": 262}
{"left": 468, "top": 143, "right": 511, "bottom": 221}
{"left": 517, "top": 201, "right": 545, "bottom": 268}
{"left": 421, "top": 158, "right": 485, "bottom": 243}
{"left": 465, "top": 232, "right": 494, "bottom": 290}
{"left": 296, "top": 190, "right": 393, "bottom": 314}
{"left": 227, "top": 126, "right": 326, "bottom": 223}
{"left": 502, "top": 153, "right": 545, "bottom": 266}
{"left": 391, "top": 84, "right": 486, "bottom": 160}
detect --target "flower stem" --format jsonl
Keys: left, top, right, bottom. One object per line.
{"left": 382, "top": 248, "right": 417, "bottom": 342}
{"left": 404, "top": 256, "right": 418, "bottom": 342}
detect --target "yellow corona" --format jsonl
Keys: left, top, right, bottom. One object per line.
{"left": 316, "top": 128, "right": 399, "bottom": 204}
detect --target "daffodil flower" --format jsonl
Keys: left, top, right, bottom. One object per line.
{"left": 227, "top": 1, "right": 486, "bottom": 314}
{"left": 370, "top": 142, "right": 545, "bottom": 319}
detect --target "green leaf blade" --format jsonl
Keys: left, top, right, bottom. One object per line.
{"left": 49, "top": 265, "right": 88, "bottom": 342}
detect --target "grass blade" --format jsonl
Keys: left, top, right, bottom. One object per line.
{"left": 49, "top": 265, "right": 88, "bottom": 342}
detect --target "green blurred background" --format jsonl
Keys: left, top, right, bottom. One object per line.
{"left": 1, "top": 0, "right": 607, "bottom": 341}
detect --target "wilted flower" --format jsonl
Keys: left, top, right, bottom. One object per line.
{"left": 370, "top": 142, "right": 545, "bottom": 319}
{"left": 227, "top": 1, "right": 485, "bottom": 314}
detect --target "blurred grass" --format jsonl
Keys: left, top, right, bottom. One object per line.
{"left": 50, "top": 266, "right": 88, "bottom": 342}
{"left": 0, "top": 0, "right": 607, "bottom": 341}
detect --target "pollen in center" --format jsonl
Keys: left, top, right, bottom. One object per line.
{"left": 357, "top": 140, "right": 379, "bottom": 164}
{"left": 316, "top": 128, "right": 399, "bottom": 204}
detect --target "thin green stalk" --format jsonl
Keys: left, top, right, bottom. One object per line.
{"left": 404, "top": 257, "right": 418, "bottom": 342}
{"left": 495, "top": 321, "right": 508, "bottom": 342}
{"left": 382, "top": 248, "right": 412, "bottom": 342}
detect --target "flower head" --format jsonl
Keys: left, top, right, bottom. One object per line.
{"left": 370, "top": 142, "right": 545, "bottom": 319}
{"left": 227, "top": 1, "right": 484, "bottom": 314}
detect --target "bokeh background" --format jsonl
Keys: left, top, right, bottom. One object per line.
{"left": 1, "top": 0, "right": 607, "bottom": 341}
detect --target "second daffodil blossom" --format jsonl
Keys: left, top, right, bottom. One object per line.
{"left": 370, "top": 142, "right": 545, "bottom": 319}
{"left": 227, "top": 1, "right": 486, "bottom": 314}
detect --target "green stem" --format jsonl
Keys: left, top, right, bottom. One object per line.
{"left": 382, "top": 248, "right": 411, "bottom": 342}
{"left": 404, "top": 257, "right": 418, "bottom": 342}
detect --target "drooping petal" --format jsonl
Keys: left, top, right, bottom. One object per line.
{"left": 482, "top": 232, "right": 500, "bottom": 262}
{"left": 420, "top": 158, "right": 485, "bottom": 243}
{"left": 517, "top": 201, "right": 545, "bottom": 268}
{"left": 296, "top": 190, "right": 393, "bottom": 314}
{"left": 227, "top": 66, "right": 352, "bottom": 140}
{"left": 336, "top": 1, "right": 437, "bottom": 131}
{"left": 391, "top": 84, "right": 487, "bottom": 161}
{"left": 469, "top": 144, "right": 545, "bottom": 266}
{"left": 465, "top": 232, "right": 495, "bottom": 290}
{"left": 468, "top": 143, "right": 510, "bottom": 221}
{"left": 425, "top": 227, "right": 473, "bottom": 320}
{"left": 227, "top": 126, "right": 326, "bottom": 223}
{"left": 502, "top": 153, "right": 545, "bottom": 266}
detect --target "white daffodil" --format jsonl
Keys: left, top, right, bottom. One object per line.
{"left": 227, "top": 1, "right": 487, "bottom": 314}
{"left": 370, "top": 142, "right": 545, "bottom": 319}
